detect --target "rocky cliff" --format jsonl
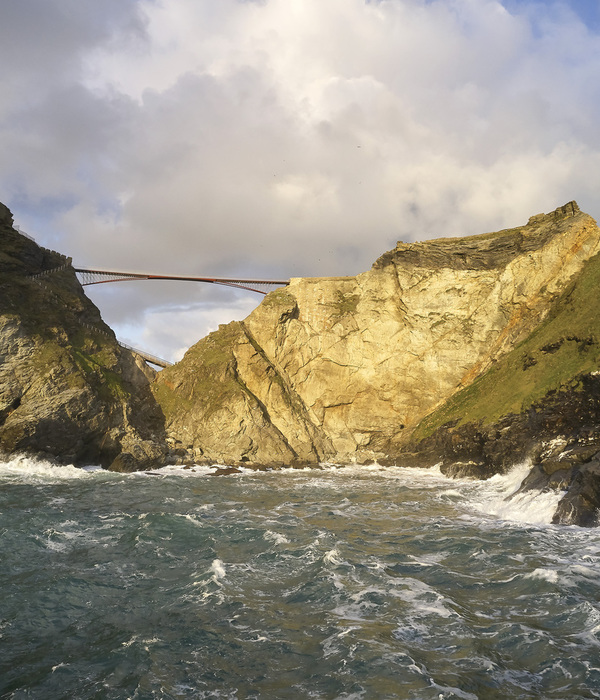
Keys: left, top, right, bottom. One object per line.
{"left": 0, "top": 202, "right": 167, "bottom": 470}
{"left": 5, "top": 196, "right": 600, "bottom": 524}
{"left": 400, "top": 224, "right": 600, "bottom": 526}
{"left": 153, "top": 202, "right": 600, "bottom": 476}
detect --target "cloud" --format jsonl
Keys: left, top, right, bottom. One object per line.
{"left": 108, "top": 288, "right": 258, "bottom": 363}
{"left": 2, "top": 0, "right": 600, "bottom": 360}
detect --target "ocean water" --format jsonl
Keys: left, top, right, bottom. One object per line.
{"left": 1, "top": 458, "right": 600, "bottom": 699}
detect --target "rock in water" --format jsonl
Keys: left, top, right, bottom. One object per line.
{"left": 153, "top": 202, "right": 600, "bottom": 478}
{"left": 0, "top": 204, "right": 167, "bottom": 470}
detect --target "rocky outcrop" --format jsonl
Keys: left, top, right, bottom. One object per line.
{"left": 0, "top": 203, "right": 167, "bottom": 470}
{"left": 153, "top": 202, "right": 600, "bottom": 478}
{"left": 401, "top": 228, "right": 600, "bottom": 526}
{"left": 400, "top": 375, "right": 600, "bottom": 527}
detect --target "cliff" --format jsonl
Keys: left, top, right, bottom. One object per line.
{"left": 153, "top": 202, "right": 600, "bottom": 473}
{"left": 400, "top": 232, "right": 600, "bottom": 526}
{"left": 5, "top": 196, "right": 600, "bottom": 524}
{"left": 0, "top": 202, "right": 167, "bottom": 470}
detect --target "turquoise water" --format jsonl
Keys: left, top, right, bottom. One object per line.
{"left": 1, "top": 458, "right": 600, "bottom": 699}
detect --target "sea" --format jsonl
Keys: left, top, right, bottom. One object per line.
{"left": 1, "top": 457, "right": 599, "bottom": 700}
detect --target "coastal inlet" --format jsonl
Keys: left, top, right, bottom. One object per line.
{"left": 1, "top": 458, "right": 599, "bottom": 699}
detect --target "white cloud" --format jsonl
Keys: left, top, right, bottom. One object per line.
{"left": 113, "top": 294, "right": 259, "bottom": 363}
{"left": 2, "top": 0, "right": 600, "bottom": 359}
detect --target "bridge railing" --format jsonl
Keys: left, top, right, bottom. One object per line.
{"left": 73, "top": 268, "right": 289, "bottom": 295}
{"left": 117, "top": 341, "right": 172, "bottom": 368}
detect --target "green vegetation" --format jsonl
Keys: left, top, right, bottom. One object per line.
{"left": 153, "top": 322, "right": 244, "bottom": 420}
{"left": 332, "top": 290, "right": 360, "bottom": 316}
{"left": 1, "top": 243, "right": 129, "bottom": 406}
{"left": 71, "top": 347, "right": 129, "bottom": 403}
{"left": 261, "top": 287, "right": 296, "bottom": 309}
{"left": 412, "top": 252, "right": 600, "bottom": 441}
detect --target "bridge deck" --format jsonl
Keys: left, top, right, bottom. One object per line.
{"left": 74, "top": 268, "right": 289, "bottom": 295}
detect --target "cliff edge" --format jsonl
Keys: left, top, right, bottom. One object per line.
{"left": 0, "top": 203, "right": 167, "bottom": 470}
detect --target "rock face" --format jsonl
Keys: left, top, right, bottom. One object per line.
{"left": 399, "top": 233, "right": 600, "bottom": 526}
{"left": 154, "top": 202, "right": 600, "bottom": 476}
{"left": 0, "top": 203, "right": 167, "bottom": 470}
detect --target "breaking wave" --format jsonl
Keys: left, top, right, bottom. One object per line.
{"left": 1, "top": 455, "right": 598, "bottom": 698}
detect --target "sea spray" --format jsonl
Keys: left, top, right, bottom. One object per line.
{"left": 458, "top": 461, "right": 565, "bottom": 525}
{"left": 2, "top": 458, "right": 600, "bottom": 698}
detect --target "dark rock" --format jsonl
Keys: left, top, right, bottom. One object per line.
{"left": 209, "top": 466, "right": 242, "bottom": 476}
{"left": 514, "top": 464, "right": 551, "bottom": 493}
{"left": 440, "top": 461, "right": 494, "bottom": 480}
{"left": 109, "top": 453, "right": 141, "bottom": 473}
{"left": 0, "top": 202, "right": 13, "bottom": 227}
{"left": 552, "top": 463, "right": 600, "bottom": 526}
{"left": 404, "top": 373, "right": 600, "bottom": 525}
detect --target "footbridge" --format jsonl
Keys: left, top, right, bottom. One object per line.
{"left": 118, "top": 341, "right": 172, "bottom": 369}
{"left": 74, "top": 268, "right": 290, "bottom": 295}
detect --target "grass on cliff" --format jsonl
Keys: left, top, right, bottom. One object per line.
{"left": 152, "top": 322, "right": 244, "bottom": 421}
{"left": 412, "top": 251, "right": 600, "bottom": 441}
{"left": 2, "top": 270, "right": 129, "bottom": 404}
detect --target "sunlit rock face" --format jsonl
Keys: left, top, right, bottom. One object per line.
{"left": 154, "top": 202, "right": 600, "bottom": 466}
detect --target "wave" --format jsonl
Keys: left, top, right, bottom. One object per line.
{"left": 461, "top": 462, "right": 564, "bottom": 526}
{"left": 0, "top": 454, "right": 565, "bottom": 526}
{"left": 0, "top": 454, "right": 103, "bottom": 482}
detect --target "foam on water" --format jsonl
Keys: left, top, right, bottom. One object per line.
{"left": 3, "top": 457, "right": 600, "bottom": 699}
{"left": 263, "top": 530, "right": 289, "bottom": 545}
{"left": 0, "top": 454, "right": 101, "bottom": 482}
{"left": 323, "top": 547, "right": 346, "bottom": 566}
{"left": 524, "top": 568, "right": 560, "bottom": 583}
{"left": 211, "top": 558, "right": 227, "bottom": 580}
{"left": 295, "top": 460, "right": 566, "bottom": 527}
{"left": 0, "top": 455, "right": 570, "bottom": 529}
{"left": 461, "top": 462, "right": 565, "bottom": 525}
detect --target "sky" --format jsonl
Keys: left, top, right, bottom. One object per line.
{"left": 1, "top": 0, "right": 600, "bottom": 362}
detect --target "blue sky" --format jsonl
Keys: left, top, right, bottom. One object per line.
{"left": 505, "top": 0, "right": 600, "bottom": 28}
{"left": 1, "top": 0, "right": 600, "bottom": 360}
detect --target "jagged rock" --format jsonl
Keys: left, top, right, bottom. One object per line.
{"left": 0, "top": 204, "right": 167, "bottom": 470}
{"left": 552, "top": 463, "right": 600, "bottom": 527}
{"left": 393, "top": 201, "right": 600, "bottom": 527}
{"left": 154, "top": 202, "right": 600, "bottom": 470}
{"left": 209, "top": 466, "right": 242, "bottom": 476}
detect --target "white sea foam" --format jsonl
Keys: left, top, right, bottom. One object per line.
{"left": 305, "top": 460, "right": 563, "bottom": 527}
{"left": 264, "top": 530, "right": 289, "bottom": 545}
{"left": 392, "top": 578, "right": 457, "bottom": 619}
{"left": 51, "top": 663, "right": 68, "bottom": 673}
{"left": 174, "top": 514, "right": 205, "bottom": 528}
{"left": 462, "top": 462, "right": 564, "bottom": 526}
{"left": 211, "top": 559, "right": 226, "bottom": 580}
{"left": 434, "top": 685, "right": 478, "bottom": 700}
{"left": 0, "top": 454, "right": 568, "bottom": 529}
{"left": 0, "top": 455, "right": 101, "bottom": 482}
{"left": 524, "top": 568, "right": 560, "bottom": 583}
{"left": 404, "top": 552, "right": 449, "bottom": 568}
{"left": 323, "top": 548, "right": 344, "bottom": 565}
{"left": 321, "top": 625, "right": 361, "bottom": 657}
{"left": 136, "top": 464, "right": 216, "bottom": 477}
